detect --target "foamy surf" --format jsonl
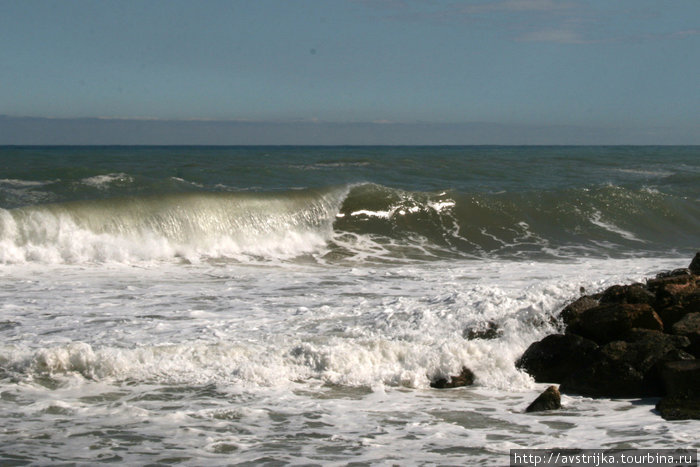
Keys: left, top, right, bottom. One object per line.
{"left": 1, "top": 146, "right": 698, "bottom": 465}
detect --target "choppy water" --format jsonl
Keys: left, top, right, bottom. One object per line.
{"left": 1, "top": 146, "right": 699, "bottom": 465}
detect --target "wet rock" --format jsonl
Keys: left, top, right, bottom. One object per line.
{"left": 600, "top": 284, "right": 654, "bottom": 306}
{"left": 566, "top": 303, "right": 663, "bottom": 345}
{"left": 464, "top": 321, "right": 501, "bottom": 340}
{"left": 671, "top": 313, "right": 700, "bottom": 357}
{"left": 560, "top": 330, "right": 692, "bottom": 397}
{"left": 560, "top": 355, "right": 645, "bottom": 398}
{"left": 661, "top": 360, "right": 700, "bottom": 398}
{"left": 647, "top": 270, "right": 692, "bottom": 290}
{"left": 560, "top": 296, "right": 599, "bottom": 326}
{"left": 526, "top": 385, "right": 561, "bottom": 412}
{"left": 516, "top": 334, "right": 600, "bottom": 383}
{"left": 430, "top": 367, "right": 475, "bottom": 389}
{"left": 656, "top": 360, "right": 700, "bottom": 420}
{"left": 655, "top": 268, "right": 691, "bottom": 280}
{"left": 689, "top": 252, "right": 700, "bottom": 275}
{"left": 648, "top": 273, "right": 699, "bottom": 326}
{"left": 655, "top": 397, "right": 700, "bottom": 420}
{"left": 516, "top": 255, "right": 700, "bottom": 416}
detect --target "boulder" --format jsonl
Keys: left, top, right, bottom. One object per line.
{"left": 566, "top": 303, "right": 663, "bottom": 345}
{"left": 649, "top": 274, "right": 699, "bottom": 326}
{"left": 560, "top": 296, "right": 599, "bottom": 326}
{"left": 559, "top": 331, "right": 692, "bottom": 398}
{"left": 671, "top": 313, "right": 700, "bottom": 357}
{"left": 689, "top": 252, "right": 700, "bottom": 275}
{"left": 661, "top": 359, "right": 700, "bottom": 398}
{"left": 647, "top": 271, "right": 693, "bottom": 292}
{"left": 526, "top": 386, "right": 561, "bottom": 412}
{"left": 560, "top": 355, "right": 645, "bottom": 398}
{"left": 516, "top": 334, "right": 600, "bottom": 383}
{"left": 656, "top": 360, "right": 700, "bottom": 420}
{"left": 600, "top": 284, "right": 654, "bottom": 306}
{"left": 430, "top": 366, "right": 475, "bottom": 389}
{"left": 655, "top": 397, "right": 700, "bottom": 421}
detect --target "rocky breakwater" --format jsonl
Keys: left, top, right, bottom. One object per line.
{"left": 517, "top": 253, "right": 700, "bottom": 420}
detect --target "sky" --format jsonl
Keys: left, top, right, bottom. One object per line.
{"left": 0, "top": 0, "right": 698, "bottom": 144}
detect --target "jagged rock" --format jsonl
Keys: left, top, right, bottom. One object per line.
{"left": 464, "top": 321, "right": 501, "bottom": 340}
{"left": 430, "top": 366, "right": 475, "bottom": 388}
{"left": 649, "top": 273, "right": 699, "bottom": 327}
{"left": 560, "top": 356, "right": 645, "bottom": 398}
{"left": 689, "top": 252, "right": 700, "bottom": 275}
{"left": 560, "top": 296, "right": 599, "bottom": 326}
{"left": 566, "top": 303, "right": 663, "bottom": 345}
{"left": 655, "top": 268, "right": 691, "bottom": 280}
{"left": 526, "top": 385, "right": 561, "bottom": 412}
{"left": 516, "top": 334, "right": 600, "bottom": 383}
{"left": 671, "top": 313, "right": 700, "bottom": 357}
{"left": 656, "top": 360, "right": 700, "bottom": 420}
{"left": 559, "top": 332, "right": 691, "bottom": 398}
{"left": 600, "top": 284, "right": 654, "bottom": 305}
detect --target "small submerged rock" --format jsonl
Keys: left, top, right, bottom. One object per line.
{"left": 526, "top": 386, "right": 561, "bottom": 413}
{"left": 463, "top": 321, "right": 501, "bottom": 340}
{"left": 430, "top": 367, "right": 475, "bottom": 389}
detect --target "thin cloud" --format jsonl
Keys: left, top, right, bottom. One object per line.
{"left": 460, "top": 0, "right": 577, "bottom": 13}
{"left": 517, "top": 28, "right": 588, "bottom": 44}
{"left": 672, "top": 29, "right": 700, "bottom": 38}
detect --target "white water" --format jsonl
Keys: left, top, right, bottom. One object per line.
{"left": 1, "top": 256, "right": 697, "bottom": 464}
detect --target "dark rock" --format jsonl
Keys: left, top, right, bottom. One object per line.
{"left": 561, "top": 356, "right": 645, "bottom": 398}
{"left": 656, "top": 397, "right": 700, "bottom": 420}
{"left": 624, "top": 328, "right": 690, "bottom": 348}
{"left": 649, "top": 274, "right": 699, "bottom": 324}
{"left": 526, "top": 385, "right": 561, "bottom": 412}
{"left": 560, "top": 296, "right": 599, "bottom": 326}
{"left": 517, "top": 334, "right": 600, "bottom": 383}
{"left": 655, "top": 268, "right": 691, "bottom": 280}
{"left": 655, "top": 305, "right": 692, "bottom": 330}
{"left": 430, "top": 366, "right": 475, "bottom": 389}
{"left": 464, "top": 321, "right": 501, "bottom": 340}
{"left": 671, "top": 313, "right": 700, "bottom": 357}
{"left": 566, "top": 303, "right": 663, "bottom": 345}
{"left": 560, "top": 331, "right": 692, "bottom": 398}
{"left": 600, "top": 284, "right": 654, "bottom": 306}
{"left": 689, "top": 252, "right": 700, "bottom": 275}
{"left": 661, "top": 360, "right": 700, "bottom": 398}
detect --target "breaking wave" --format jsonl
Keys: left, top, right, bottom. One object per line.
{"left": 0, "top": 183, "right": 697, "bottom": 264}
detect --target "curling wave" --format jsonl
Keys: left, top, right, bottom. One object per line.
{"left": 0, "top": 183, "right": 698, "bottom": 264}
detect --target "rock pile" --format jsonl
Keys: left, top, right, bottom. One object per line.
{"left": 517, "top": 253, "right": 700, "bottom": 420}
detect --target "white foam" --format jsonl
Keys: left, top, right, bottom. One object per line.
{"left": 589, "top": 210, "right": 646, "bottom": 243}
{"left": 0, "top": 178, "right": 50, "bottom": 187}
{"left": 0, "top": 256, "right": 693, "bottom": 464}
{"left": 80, "top": 173, "right": 134, "bottom": 188}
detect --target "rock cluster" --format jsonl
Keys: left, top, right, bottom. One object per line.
{"left": 517, "top": 253, "right": 700, "bottom": 420}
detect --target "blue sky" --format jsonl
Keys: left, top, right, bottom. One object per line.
{"left": 1, "top": 0, "right": 698, "bottom": 144}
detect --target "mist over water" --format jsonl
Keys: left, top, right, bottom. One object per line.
{"left": 1, "top": 146, "right": 698, "bottom": 464}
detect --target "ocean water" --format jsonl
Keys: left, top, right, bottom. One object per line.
{"left": 0, "top": 145, "right": 698, "bottom": 465}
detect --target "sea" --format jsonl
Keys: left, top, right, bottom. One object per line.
{"left": 0, "top": 145, "right": 698, "bottom": 465}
